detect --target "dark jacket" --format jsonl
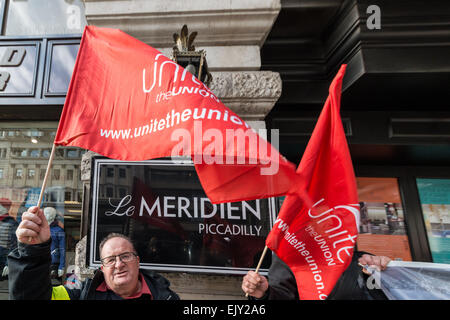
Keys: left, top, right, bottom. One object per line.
{"left": 258, "top": 251, "right": 387, "bottom": 300}
{"left": 0, "top": 215, "right": 18, "bottom": 268}
{"left": 7, "top": 240, "right": 179, "bottom": 300}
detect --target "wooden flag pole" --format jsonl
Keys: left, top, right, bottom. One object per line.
{"left": 37, "top": 143, "right": 57, "bottom": 207}
{"left": 245, "top": 245, "right": 269, "bottom": 297}
{"left": 28, "top": 143, "right": 57, "bottom": 242}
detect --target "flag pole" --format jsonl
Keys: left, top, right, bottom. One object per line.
{"left": 37, "top": 143, "right": 57, "bottom": 207}
{"left": 245, "top": 245, "right": 269, "bottom": 297}
{"left": 28, "top": 143, "right": 57, "bottom": 242}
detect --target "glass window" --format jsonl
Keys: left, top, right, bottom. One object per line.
{"left": 15, "top": 168, "right": 22, "bottom": 178}
{"left": 0, "top": 123, "right": 85, "bottom": 298}
{"left": 53, "top": 169, "right": 60, "bottom": 180}
{"left": 29, "top": 149, "right": 40, "bottom": 158}
{"left": 39, "top": 169, "right": 46, "bottom": 180}
{"left": 4, "top": 0, "right": 86, "bottom": 36}
{"left": 47, "top": 44, "right": 79, "bottom": 94}
{"left": 118, "top": 187, "right": 127, "bottom": 198}
{"left": 66, "top": 169, "right": 73, "bottom": 181}
{"left": 55, "top": 149, "right": 65, "bottom": 159}
{"left": 67, "top": 149, "right": 78, "bottom": 158}
{"left": 106, "top": 187, "right": 114, "bottom": 198}
{"left": 107, "top": 168, "right": 114, "bottom": 178}
{"left": 42, "top": 149, "right": 51, "bottom": 158}
{"left": 356, "top": 177, "right": 412, "bottom": 261}
{"left": 0, "top": 45, "right": 37, "bottom": 95}
{"left": 417, "top": 178, "right": 450, "bottom": 264}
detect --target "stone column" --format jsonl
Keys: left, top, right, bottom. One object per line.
{"left": 79, "top": 0, "right": 282, "bottom": 299}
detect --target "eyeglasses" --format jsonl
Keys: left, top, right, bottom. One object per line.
{"left": 100, "top": 252, "right": 137, "bottom": 267}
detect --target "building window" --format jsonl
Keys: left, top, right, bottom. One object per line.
{"left": 106, "top": 187, "right": 114, "bottom": 198}
{"left": 107, "top": 168, "right": 114, "bottom": 178}
{"left": 40, "top": 169, "right": 46, "bottom": 180}
{"left": 119, "top": 188, "right": 127, "bottom": 198}
{"left": 47, "top": 44, "right": 80, "bottom": 94}
{"left": 356, "top": 177, "right": 412, "bottom": 261}
{"left": 42, "top": 149, "right": 51, "bottom": 158}
{"left": 66, "top": 169, "right": 74, "bottom": 180}
{"left": 417, "top": 178, "right": 450, "bottom": 264}
{"left": 76, "top": 191, "right": 82, "bottom": 203}
{"left": 1, "top": 121, "right": 85, "bottom": 298}
{"left": 11, "top": 148, "right": 25, "bottom": 157}
{"left": 15, "top": 168, "right": 22, "bottom": 178}
{"left": 49, "top": 191, "right": 58, "bottom": 203}
{"left": 67, "top": 149, "right": 78, "bottom": 158}
{"left": 28, "top": 169, "right": 35, "bottom": 178}
{"left": 53, "top": 169, "right": 60, "bottom": 180}
{"left": 55, "top": 149, "right": 65, "bottom": 159}
{"left": 30, "top": 149, "right": 40, "bottom": 158}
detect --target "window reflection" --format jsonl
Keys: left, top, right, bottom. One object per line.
{"left": 417, "top": 178, "right": 450, "bottom": 264}
{"left": 0, "top": 124, "right": 84, "bottom": 289}
{"left": 48, "top": 44, "right": 79, "bottom": 94}
{"left": 356, "top": 177, "right": 412, "bottom": 261}
{"left": 4, "top": 0, "right": 86, "bottom": 36}
{"left": 0, "top": 45, "right": 37, "bottom": 95}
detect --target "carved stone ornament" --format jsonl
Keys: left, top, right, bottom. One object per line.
{"left": 208, "top": 71, "right": 282, "bottom": 120}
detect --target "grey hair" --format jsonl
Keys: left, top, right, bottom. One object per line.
{"left": 99, "top": 233, "right": 137, "bottom": 258}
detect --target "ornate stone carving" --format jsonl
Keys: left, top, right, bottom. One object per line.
{"left": 81, "top": 150, "right": 100, "bottom": 181}
{"left": 208, "top": 71, "right": 282, "bottom": 120}
{"left": 209, "top": 71, "right": 281, "bottom": 99}
{"left": 74, "top": 236, "right": 95, "bottom": 281}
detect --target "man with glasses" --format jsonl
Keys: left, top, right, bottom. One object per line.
{"left": 7, "top": 206, "right": 179, "bottom": 300}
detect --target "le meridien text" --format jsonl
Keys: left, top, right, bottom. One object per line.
{"left": 106, "top": 195, "right": 261, "bottom": 220}
{"left": 105, "top": 195, "right": 264, "bottom": 236}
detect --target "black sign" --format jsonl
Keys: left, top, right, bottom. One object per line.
{"left": 88, "top": 158, "right": 275, "bottom": 274}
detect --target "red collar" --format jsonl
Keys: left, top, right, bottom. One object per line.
{"left": 96, "top": 273, "right": 152, "bottom": 299}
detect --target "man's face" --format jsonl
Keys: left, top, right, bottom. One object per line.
{"left": 100, "top": 237, "right": 140, "bottom": 293}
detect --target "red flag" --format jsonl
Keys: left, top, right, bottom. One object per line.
{"left": 54, "top": 26, "right": 297, "bottom": 204}
{"left": 265, "top": 65, "right": 360, "bottom": 300}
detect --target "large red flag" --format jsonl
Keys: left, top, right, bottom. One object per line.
{"left": 265, "top": 65, "right": 360, "bottom": 300}
{"left": 54, "top": 26, "right": 297, "bottom": 204}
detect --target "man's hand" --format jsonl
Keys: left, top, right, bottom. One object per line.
{"left": 358, "top": 254, "right": 391, "bottom": 275}
{"left": 16, "top": 206, "right": 50, "bottom": 245}
{"left": 242, "top": 271, "right": 269, "bottom": 298}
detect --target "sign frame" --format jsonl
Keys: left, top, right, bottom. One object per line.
{"left": 0, "top": 41, "right": 40, "bottom": 97}
{"left": 87, "top": 157, "right": 277, "bottom": 275}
